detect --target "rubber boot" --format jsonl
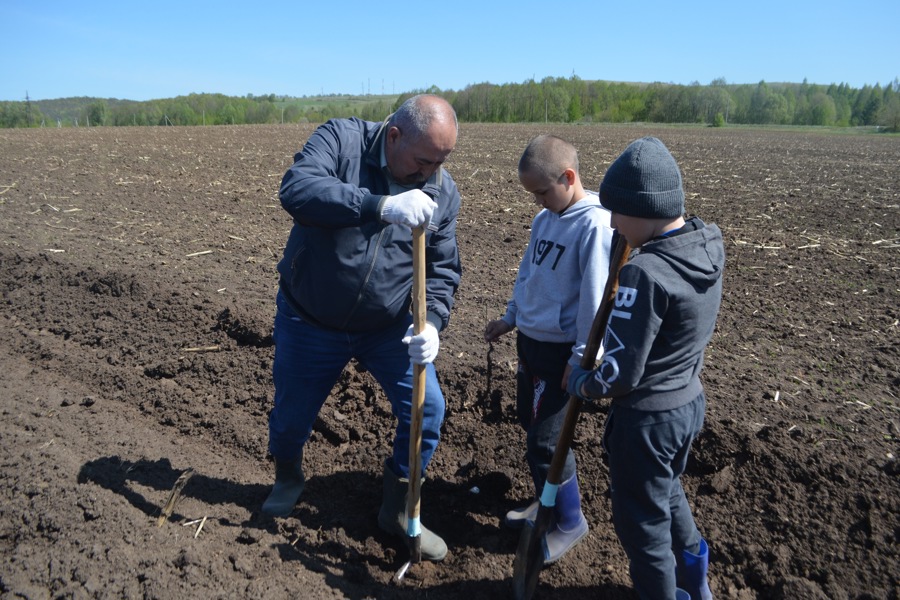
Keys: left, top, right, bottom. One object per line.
{"left": 675, "top": 588, "right": 691, "bottom": 600}
{"left": 377, "top": 461, "right": 448, "bottom": 561}
{"left": 676, "top": 539, "right": 713, "bottom": 600}
{"left": 542, "top": 475, "right": 589, "bottom": 563}
{"left": 504, "top": 499, "right": 539, "bottom": 529}
{"left": 261, "top": 454, "right": 305, "bottom": 517}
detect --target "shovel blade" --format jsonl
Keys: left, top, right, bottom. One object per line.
{"left": 511, "top": 506, "right": 551, "bottom": 600}
{"left": 393, "top": 534, "right": 422, "bottom": 583}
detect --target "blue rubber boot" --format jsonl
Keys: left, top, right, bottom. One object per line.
{"left": 676, "top": 539, "right": 713, "bottom": 600}
{"left": 261, "top": 454, "right": 305, "bottom": 517}
{"left": 542, "top": 475, "right": 589, "bottom": 563}
{"left": 675, "top": 588, "right": 691, "bottom": 600}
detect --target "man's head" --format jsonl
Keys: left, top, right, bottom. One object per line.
{"left": 599, "top": 136, "right": 685, "bottom": 246}
{"left": 518, "top": 134, "right": 585, "bottom": 214}
{"left": 385, "top": 95, "right": 458, "bottom": 186}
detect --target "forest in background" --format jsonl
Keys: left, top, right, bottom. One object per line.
{"left": 2, "top": 76, "right": 899, "bottom": 131}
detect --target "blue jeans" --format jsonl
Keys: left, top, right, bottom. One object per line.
{"left": 269, "top": 291, "right": 445, "bottom": 478}
{"left": 603, "top": 393, "right": 706, "bottom": 600}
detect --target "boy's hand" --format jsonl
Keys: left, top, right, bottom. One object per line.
{"left": 484, "top": 319, "right": 512, "bottom": 343}
{"left": 567, "top": 366, "right": 593, "bottom": 401}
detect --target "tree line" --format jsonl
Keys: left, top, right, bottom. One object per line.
{"left": 2, "top": 77, "right": 899, "bottom": 131}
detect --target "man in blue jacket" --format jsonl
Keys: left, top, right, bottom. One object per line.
{"left": 262, "top": 94, "right": 461, "bottom": 561}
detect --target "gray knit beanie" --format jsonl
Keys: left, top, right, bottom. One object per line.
{"left": 599, "top": 136, "right": 685, "bottom": 218}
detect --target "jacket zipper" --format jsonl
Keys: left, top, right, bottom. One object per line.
{"left": 340, "top": 227, "right": 387, "bottom": 329}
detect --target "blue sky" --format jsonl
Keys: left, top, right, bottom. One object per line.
{"left": 2, "top": 0, "right": 897, "bottom": 101}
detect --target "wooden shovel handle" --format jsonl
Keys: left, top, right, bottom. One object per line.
{"left": 543, "top": 234, "right": 631, "bottom": 488}
{"left": 406, "top": 226, "right": 427, "bottom": 538}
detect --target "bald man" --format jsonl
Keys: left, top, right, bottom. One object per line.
{"left": 263, "top": 95, "right": 461, "bottom": 561}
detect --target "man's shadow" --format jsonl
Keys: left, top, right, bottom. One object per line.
{"left": 77, "top": 455, "right": 270, "bottom": 526}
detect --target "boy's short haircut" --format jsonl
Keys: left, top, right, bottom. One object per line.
{"left": 599, "top": 136, "right": 685, "bottom": 218}
{"left": 519, "top": 134, "right": 580, "bottom": 183}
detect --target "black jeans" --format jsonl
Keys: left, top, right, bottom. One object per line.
{"left": 515, "top": 332, "right": 577, "bottom": 492}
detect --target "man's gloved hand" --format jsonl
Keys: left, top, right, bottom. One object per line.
{"left": 380, "top": 189, "right": 437, "bottom": 229}
{"left": 566, "top": 365, "right": 593, "bottom": 401}
{"left": 402, "top": 322, "right": 440, "bottom": 364}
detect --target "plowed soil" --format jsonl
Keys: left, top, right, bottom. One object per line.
{"left": 0, "top": 123, "right": 897, "bottom": 600}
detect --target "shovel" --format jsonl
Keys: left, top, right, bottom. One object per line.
{"left": 394, "top": 225, "right": 428, "bottom": 582}
{"left": 511, "top": 234, "right": 631, "bottom": 600}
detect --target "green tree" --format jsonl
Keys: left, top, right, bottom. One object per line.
{"left": 567, "top": 93, "right": 583, "bottom": 122}
{"left": 748, "top": 81, "right": 770, "bottom": 123}
{"left": 86, "top": 100, "right": 107, "bottom": 126}
{"left": 877, "top": 94, "right": 900, "bottom": 132}
{"left": 543, "top": 82, "right": 570, "bottom": 122}
{"left": 861, "top": 84, "right": 883, "bottom": 125}
{"left": 0, "top": 101, "right": 30, "bottom": 127}
{"left": 807, "top": 92, "right": 837, "bottom": 126}
{"left": 851, "top": 85, "right": 873, "bottom": 125}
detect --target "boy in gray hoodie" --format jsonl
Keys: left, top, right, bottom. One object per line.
{"left": 484, "top": 134, "right": 614, "bottom": 563}
{"left": 569, "top": 137, "right": 723, "bottom": 600}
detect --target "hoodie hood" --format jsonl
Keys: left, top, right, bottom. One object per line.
{"left": 640, "top": 218, "right": 724, "bottom": 290}
{"left": 558, "top": 193, "right": 602, "bottom": 220}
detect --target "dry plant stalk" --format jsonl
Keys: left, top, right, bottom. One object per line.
{"left": 183, "top": 345, "right": 220, "bottom": 353}
{"left": 156, "top": 468, "right": 195, "bottom": 527}
{"left": 193, "top": 516, "right": 208, "bottom": 539}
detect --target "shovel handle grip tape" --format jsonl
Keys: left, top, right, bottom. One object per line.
{"left": 405, "top": 516, "right": 422, "bottom": 537}
{"left": 539, "top": 482, "right": 559, "bottom": 508}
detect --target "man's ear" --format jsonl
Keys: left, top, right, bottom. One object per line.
{"left": 386, "top": 126, "right": 402, "bottom": 147}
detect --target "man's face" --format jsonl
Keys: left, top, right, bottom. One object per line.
{"left": 385, "top": 123, "right": 456, "bottom": 186}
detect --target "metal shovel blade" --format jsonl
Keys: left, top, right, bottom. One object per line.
{"left": 511, "top": 504, "right": 551, "bottom": 600}
{"left": 393, "top": 534, "right": 421, "bottom": 582}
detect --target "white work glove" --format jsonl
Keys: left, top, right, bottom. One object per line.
{"left": 402, "top": 322, "right": 440, "bottom": 364}
{"left": 380, "top": 189, "right": 437, "bottom": 229}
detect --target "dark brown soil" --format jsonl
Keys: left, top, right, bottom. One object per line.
{"left": 0, "top": 123, "right": 897, "bottom": 600}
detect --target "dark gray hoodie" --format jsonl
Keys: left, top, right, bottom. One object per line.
{"left": 583, "top": 217, "right": 725, "bottom": 411}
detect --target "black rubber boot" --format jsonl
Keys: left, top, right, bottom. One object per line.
{"left": 377, "top": 461, "right": 448, "bottom": 561}
{"left": 261, "top": 454, "right": 305, "bottom": 517}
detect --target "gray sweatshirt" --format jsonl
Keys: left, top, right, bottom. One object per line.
{"left": 502, "top": 194, "right": 614, "bottom": 367}
{"left": 583, "top": 217, "right": 725, "bottom": 411}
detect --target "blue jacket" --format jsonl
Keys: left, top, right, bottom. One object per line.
{"left": 277, "top": 117, "right": 462, "bottom": 332}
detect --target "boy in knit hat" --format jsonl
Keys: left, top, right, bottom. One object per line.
{"left": 484, "top": 134, "right": 615, "bottom": 563}
{"left": 568, "top": 137, "right": 723, "bottom": 600}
